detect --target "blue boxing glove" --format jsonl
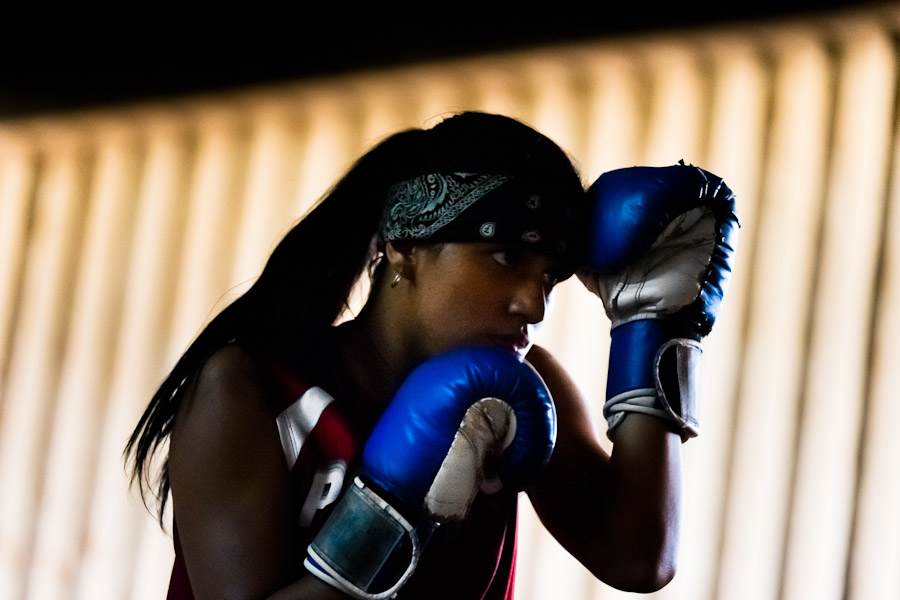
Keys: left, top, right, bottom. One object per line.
{"left": 304, "top": 347, "right": 556, "bottom": 599}
{"left": 579, "top": 162, "right": 739, "bottom": 441}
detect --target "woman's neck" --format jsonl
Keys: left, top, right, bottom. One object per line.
{"left": 332, "top": 309, "right": 410, "bottom": 414}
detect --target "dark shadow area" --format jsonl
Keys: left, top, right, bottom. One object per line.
{"left": 0, "top": 4, "right": 875, "bottom": 119}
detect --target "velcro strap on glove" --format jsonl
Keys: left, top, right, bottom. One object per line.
{"left": 305, "top": 477, "right": 433, "bottom": 599}
{"left": 603, "top": 320, "right": 701, "bottom": 441}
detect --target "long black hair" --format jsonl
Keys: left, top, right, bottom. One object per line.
{"left": 125, "top": 111, "right": 585, "bottom": 524}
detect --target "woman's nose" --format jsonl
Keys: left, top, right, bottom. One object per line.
{"left": 508, "top": 278, "right": 546, "bottom": 324}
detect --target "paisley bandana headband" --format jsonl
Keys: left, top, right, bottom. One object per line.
{"left": 378, "top": 172, "right": 584, "bottom": 273}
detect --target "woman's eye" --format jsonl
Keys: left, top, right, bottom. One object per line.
{"left": 492, "top": 250, "right": 519, "bottom": 267}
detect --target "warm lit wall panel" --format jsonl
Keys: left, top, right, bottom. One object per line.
{"left": 716, "top": 35, "right": 833, "bottom": 600}
{"left": 27, "top": 125, "right": 142, "bottom": 600}
{"left": 846, "top": 74, "right": 900, "bottom": 600}
{"left": 0, "top": 137, "right": 92, "bottom": 599}
{"left": 0, "top": 137, "right": 35, "bottom": 398}
{"left": 74, "top": 118, "right": 193, "bottom": 600}
{"left": 781, "top": 25, "right": 895, "bottom": 600}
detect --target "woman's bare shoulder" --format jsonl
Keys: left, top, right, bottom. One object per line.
{"left": 170, "top": 344, "right": 281, "bottom": 466}
{"left": 180, "top": 344, "right": 274, "bottom": 413}
{"left": 525, "top": 344, "right": 571, "bottom": 388}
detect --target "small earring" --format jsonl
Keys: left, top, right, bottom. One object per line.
{"left": 390, "top": 273, "right": 402, "bottom": 288}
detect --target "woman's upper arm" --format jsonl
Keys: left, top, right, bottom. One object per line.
{"left": 525, "top": 344, "right": 684, "bottom": 591}
{"left": 168, "top": 345, "right": 298, "bottom": 600}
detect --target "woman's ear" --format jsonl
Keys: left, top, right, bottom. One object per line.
{"left": 384, "top": 241, "right": 417, "bottom": 282}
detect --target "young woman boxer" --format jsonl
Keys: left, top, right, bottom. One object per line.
{"left": 126, "top": 111, "right": 737, "bottom": 599}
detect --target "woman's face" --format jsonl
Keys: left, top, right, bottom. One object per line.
{"left": 405, "top": 242, "right": 566, "bottom": 360}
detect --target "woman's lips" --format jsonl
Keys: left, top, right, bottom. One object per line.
{"left": 490, "top": 333, "right": 531, "bottom": 353}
